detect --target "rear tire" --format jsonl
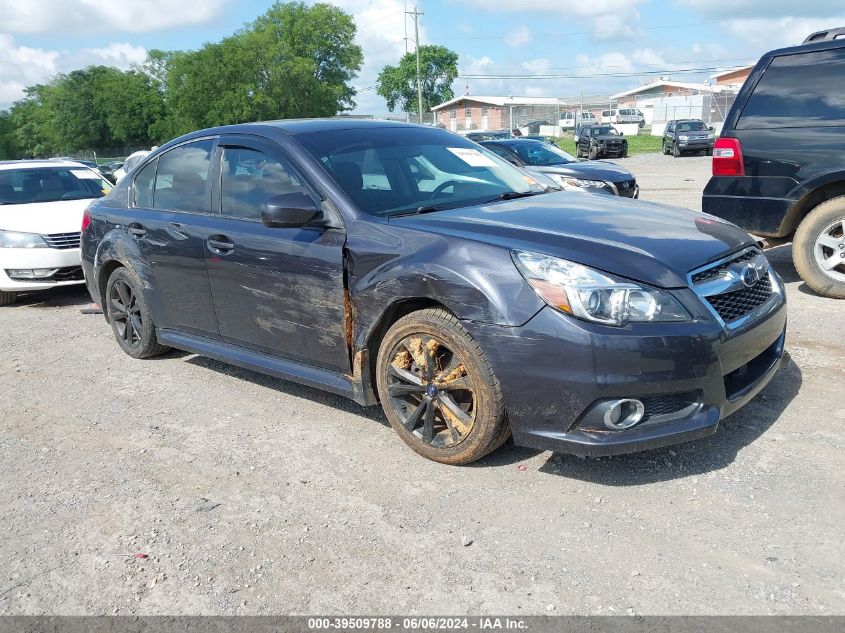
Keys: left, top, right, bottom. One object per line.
{"left": 375, "top": 308, "right": 508, "bottom": 465}
{"left": 0, "top": 290, "right": 17, "bottom": 306}
{"left": 793, "top": 196, "right": 845, "bottom": 299}
{"left": 105, "top": 267, "right": 170, "bottom": 358}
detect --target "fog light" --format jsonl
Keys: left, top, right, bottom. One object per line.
{"left": 603, "top": 399, "right": 645, "bottom": 430}
{"left": 6, "top": 268, "right": 58, "bottom": 279}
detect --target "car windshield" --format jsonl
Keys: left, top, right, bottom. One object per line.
{"left": 298, "top": 126, "right": 546, "bottom": 217}
{"left": 0, "top": 166, "right": 111, "bottom": 205}
{"left": 505, "top": 141, "right": 577, "bottom": 166}
{"left": 676, "top": 121, "right": 707, "bottom": 132}
{"left": 591, "top": 127, "right": 619, "bottom": 136}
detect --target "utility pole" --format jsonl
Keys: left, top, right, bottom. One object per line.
{"left": 407, "top": 5, "right": 424, "bottom": 124}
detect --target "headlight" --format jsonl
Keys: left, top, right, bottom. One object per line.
{"left": 678, "top": 135, "right": 689, "bottom": 141}
{"left": 0, "top": 230, "right": 48, "bottom": 248}
{"left": 512, "top": 251, "right": 691, "bottom": 327}
{"left": 552, "top": 175, "right": 607, "bottom": 190}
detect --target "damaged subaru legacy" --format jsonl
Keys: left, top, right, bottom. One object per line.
{"left": 81, "top": 120, "right": 786, "bottom": 465}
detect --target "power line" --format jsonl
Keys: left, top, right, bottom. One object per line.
{"left": 458, "top": 65, "right": 743, "bottom": 80}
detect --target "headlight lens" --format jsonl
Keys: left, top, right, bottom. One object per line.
{"left": 512, "top": 251, "right": 690, "bottom": 327}
{"left": 551, "top": 175, "right": 607, "bottom": 190}
{"left": 0, "top": 230, "right": 47, "bottom": 248}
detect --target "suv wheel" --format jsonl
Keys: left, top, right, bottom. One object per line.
{"left": 375, "top": 308, "right": 509, "bottom": 465}
{"left": 673, "top": 143, "right": 681, "bottom": 158}
{"left": 105, "top": 267, "right": 171, "bottom": 358}
{"left": 588, "top": 146, "right": 598, "bottom": 160}
{"left": 793, "top": 196, "right": 845, "bottom": 298}
{"left": 0, "top": 290, "right": 17, "bottom": 306}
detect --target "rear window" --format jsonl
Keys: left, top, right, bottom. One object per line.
{"left": 0, "top": 166, "right": 111, "bottom": 205}
{"left": 737, "top": 48, "right": 845, "bottom": 129}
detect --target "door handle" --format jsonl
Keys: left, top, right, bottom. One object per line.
{"left": 207, "top": 235, "right": 234, "bottom": 254}
{"left": 128, "top": 223, "right": 146, "bottom": 238}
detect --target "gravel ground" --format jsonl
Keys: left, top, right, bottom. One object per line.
{"left": 1, "top": 153, "right": 843, "bottom": 616}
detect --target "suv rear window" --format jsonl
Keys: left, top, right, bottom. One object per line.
{"left": 737, "top": 48, "right": 845, "bottom": 129}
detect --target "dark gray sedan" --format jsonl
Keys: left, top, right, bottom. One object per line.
{"left": 81, "top": 120, "right": 786, "bottom": 465}
{"left": 481, "top": 138, "right": 639, "bottom": 198}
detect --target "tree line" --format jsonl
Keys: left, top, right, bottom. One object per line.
{"left": 0, "top": 2, "right": 363, "bottom": 160}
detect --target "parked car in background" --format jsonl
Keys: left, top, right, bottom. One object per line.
{"left": 561, "top": 111, "right": 597, "bottom": 129}
{"left": 575, "top": 125, "right": 628, "bottom": 159}
{"left": 480, "top": 139, "right": 638, "bottom": 197}
{"left": 113, "top": 150, "right": 151, "bottom": 183}
{"left": 703, "top": 28, "right": 845, "bottom": 298}
{"left": 0, "top": 160, "right": 112, "bottom": 305}
{"left": 525, "top": 119, "right": 551, "bottom": 134}
{"left": 601, "top": 108, "right": 645, "bottom": 127}
{"left": 82, "top": 120, "right": 785, "bottom": 465}
{"left": 662, "top": 120, "right": 715, "bottom": 157}
{"left": 465, "top": 130, "right": 513, "bottom": 142}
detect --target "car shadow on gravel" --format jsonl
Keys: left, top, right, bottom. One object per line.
{"left": 185, "top": 355, "right": 389, "bottom": 425}
{"left": 538, "top": 354, "right": 802, "bottom": 485}
{"left": 10, "top": 286, "right": 91, "bottom": 308}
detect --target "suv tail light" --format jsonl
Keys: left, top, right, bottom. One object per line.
{"left": 81, "top": 209, "right": 91, "bottom": 232}
{"left": 712, "top": 137, "right": 745, "bottom": 176}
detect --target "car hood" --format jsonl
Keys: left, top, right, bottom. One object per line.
{"left": 0, "top": 199, "right": 91, "bottom": 234}
{"left": 389, "top": 192, "right": 755, "bottom": 288}
{"left": 528, "top": 160, "right": 633, "bottom": 183}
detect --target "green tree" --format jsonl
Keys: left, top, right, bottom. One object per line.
{"left": 8, "top": 85, "right": 60, "bottom": 157}
{"left": 377, "top": 45, "right": 459, "bottom": 115}
{"left": 99, "top": 70, "right": 165, "bottom": 145}
{"left": 51, "top": 66, "right": 123, "bottom": 151}
{"left": 164, "top": 1, "right": 362, "bottom": 133}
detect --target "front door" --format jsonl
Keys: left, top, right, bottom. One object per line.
{"left": 129, "top": 138, "right": 220, "bottom": 338}
{"left": 203, "top": 136, "right": 350, "bottom": 373}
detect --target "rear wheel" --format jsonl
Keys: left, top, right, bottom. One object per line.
{"left": 0, "top": 290, "right": 17, "bottom": 306}
{"left": 106, "top": 267, "right": 170, "bottom": 358}
{"left": 793, "top": 196, "right": 845, "bottom": 298}
{"left": 375, "top": 308, "right": 508, "bottom": 465}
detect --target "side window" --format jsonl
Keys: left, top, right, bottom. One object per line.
{"left": 133, "top": 158, "right": 157, "bottom": 208}
{"left": 220, "top": 147, "right": 310, "bottom": 220}
{"left": 666, "top": 122, "right": 674, "bottom": 134}
{"left": 486, "top": 145, "right": 515, "bottom": 162}
{"left": 738, "top": 49, "right": 845, "bottom": 129}
{"left": 153, "top": 139, "right": 214, "bottom": 213}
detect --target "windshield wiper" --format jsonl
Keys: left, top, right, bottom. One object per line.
{"left": 389, "top": 204, "right": 451, "bottom": 218}
{"left": 487, "top": 190, "right": 544, "bottom": 203}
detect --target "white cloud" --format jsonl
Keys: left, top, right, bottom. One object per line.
{"left": 677, "top": 0, "right": 845, "bottom": 19}
{"left": 505, "top": 26, "right": 532, "bottom": 48}
{"left": 0, "top": 0, "right": 229, "bottom": 34}
{"left": 720, "top": 16, "right": 845, "bottom": 49}
{"left": 0, "top": 34, "right": 59, "bottom": 106}
{"left": 79, "top": 43, "right": 148, "bottom": 69}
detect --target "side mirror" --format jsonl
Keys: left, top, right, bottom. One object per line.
{"left": 619, "top": 132, "right": 624, "bottom": 136}
{"left": 708, "top": 126, "right": 715, "bottom": 132}
{"left": 259, "top": 192, "right": 320, "bottom": 228}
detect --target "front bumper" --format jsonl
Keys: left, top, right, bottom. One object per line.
{"left": 465, "top": 287, "right": 787, "bottom": 457}
{"left": 0, "top": 247, "right": 84, "bottom": 292}
{"left": 677, "top": 139, "right": 715, "bottom": 150}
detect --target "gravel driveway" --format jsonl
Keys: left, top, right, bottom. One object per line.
{"left": 1, "top": 153, "right": 843, "bottom": 615}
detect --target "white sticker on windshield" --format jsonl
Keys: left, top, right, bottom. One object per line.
{"left": 71, "top": 169, "right": 102, "bottom": 180}
{"left": 447, "top": 147, "right": 497, "bottom": 167}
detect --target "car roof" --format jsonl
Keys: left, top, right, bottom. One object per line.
{"left": 253, "top": 118, "right": 419, "bottom": 136}
{"left": 479, "top": 138, "right": 544, "bottom": 146}
{"left": 0, "top": 159, "right": 94, "bottom": 171}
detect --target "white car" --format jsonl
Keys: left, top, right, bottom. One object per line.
{"left": 0, "top": 160, "right": 113, "bottom": 305}
{"left": 113, "top": 150, "right": 151, "bottom": 183}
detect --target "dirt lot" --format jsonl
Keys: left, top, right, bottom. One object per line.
{"left": 1, "top": 153, "right": 843, "bottom": 615}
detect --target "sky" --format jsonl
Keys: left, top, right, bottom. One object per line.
{"left": 1, "top": 0, "right": 844, "bottom": 112}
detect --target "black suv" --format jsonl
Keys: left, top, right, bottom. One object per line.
{"left": 575, "top": 125, "right": 628, "bottom": 159}
{"left": 703, "top": 27, "right": 845, "bottom": 298}
{"left": 662, "top": 119, "right": 715, "bottom": 157}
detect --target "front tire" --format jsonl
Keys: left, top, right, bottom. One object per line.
{"left": 588, "top": 145, "right": 598, "bottom": 160}
{"left": 793, "top": 196, "right": 845, "bottom": 298}
{"left": 0, "top": 290, "right": 17, "bottom": 306}
{"left": 375, "top": 308, "right": 508, "bottom": 465}
{"left": 105, "top": 267, "right": 170, "bottom": 358}
{"left": 673, "top": 143, "right": 681, "bottom": 158}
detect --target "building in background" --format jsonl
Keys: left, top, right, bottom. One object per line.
{"left": 710, "top": 65, "right": 755, "bottom": 90}
{"left": 431, "top": 96, "right": 566, "bottom": 132}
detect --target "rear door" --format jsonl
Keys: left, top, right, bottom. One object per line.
{"left": 129, "top": 138, "right": 220, "bottom": 338}
{"left": 203, "top": 135, "right": 350, "bottom": 373}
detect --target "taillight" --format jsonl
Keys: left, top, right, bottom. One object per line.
{"left": 81, "top": 209, "right": 91, "bottom": 232}
{"left": 712, "top": 137, "right": 745, "bottom": 176}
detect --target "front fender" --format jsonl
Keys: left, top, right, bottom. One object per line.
{"left": 346, "top": 222, "right": 544, "bottom": 350}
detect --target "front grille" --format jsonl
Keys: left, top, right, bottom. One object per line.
{"left": 52, "top": 266, "right": 84, "bottom": 282}
{"left": 641, "top": 392, "right": 697, "bottom": 422}
{"left": 706, "top": 272, "right": 774, "bottom": 323}
{"left": 41, "top": 232, "right": 81, "bottom": 250}
{"left": 692, "top": 249, "right": 757, "bottom": 284}
{"left": 617, "top": 179, "right": 637, "bottom": 198}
